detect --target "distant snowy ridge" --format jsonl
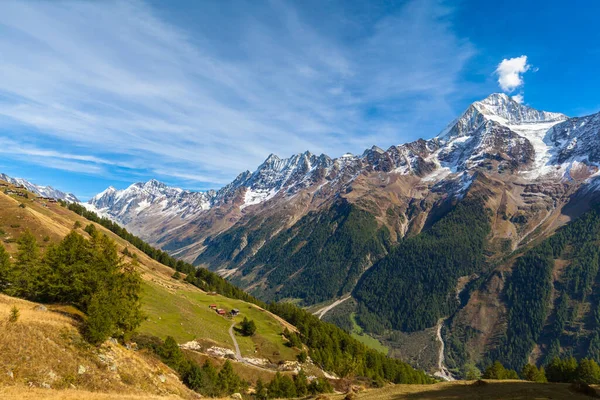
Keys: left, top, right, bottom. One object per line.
{"left": 0, "top": 173, "right": 79, "bottom": 202}
{"left": 89, "top": 93, "right": 600, "bottom": 227}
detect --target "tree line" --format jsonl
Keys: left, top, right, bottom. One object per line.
{"left": 483, "top": 357, "right": 600, "bottom": 385}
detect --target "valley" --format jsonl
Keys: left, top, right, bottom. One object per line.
{"left": 79, "top": 93, "right": 600, "bottom": 379}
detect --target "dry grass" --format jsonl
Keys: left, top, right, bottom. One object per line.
{"left": 0, "top": 387, "right": 190, "bottom": 399}
{"left": 328, "top": 380, "right": 599, "bottom": 400}
{"left": 0, "top": 294, "right": 197, "bottom": 399}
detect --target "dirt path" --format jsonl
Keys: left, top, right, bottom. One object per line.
{"left": 313, "top": 295, "right": 351, "bottom": 320}
{"left": 433, "top": 318, "right": 455, "bottom": 381}
{"left": 228, "top": 322, "right": 243, "bottom": 362}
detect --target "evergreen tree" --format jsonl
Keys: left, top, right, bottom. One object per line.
{"left": 159, "top": 336, "right": 186, "bottom": 371}
{"left": 200, "top": 361, "right": 220, "bottom": 397}
{"left": 84, "top": 223, "right": 97, "bottom": 236}
{"left": 182, "top": 362, "right": 204, "bottom": 391}
{"left": 588, "top": 332, "right": 600, "bottom": 364}
{"left": 546, "top": 357, "right": 578, "bottom": 383}
{"left": 576, "top": 359, "right": 600, "bottom": 384}
{"left": 83, "top": 288, "right": 117, "bottom": 344}
{"left": 239, "top": 317, "right": 257, "bottom": 336}
{"left": 297, "top": 350, "right": 308, "bottom": 363}
{"left": 482, "top": 361, "right": 518, "bottom": 380}
{"left": 113, "top": 258, "right": 144, "bottom": 340}
{"left": 255, "top": 378, "right": 268, "bottom": 400}
{"left": 268, "top": 372, "right": 296, "bottom": 398}
{"left": 10, "top": 230, "right": 40, "bottom": 297}
{"left": 218, "top": 360, "right": 244, "bottom": 395}
{"left": 0, "top": 243, "right": 11, "bottom": 292}
{"left": 294, "top": 369, "right": 309, "bottom": 397}
{"left": 462, "top": 363, "right": 481, "bottom": 380}
{"left": 308, "top": 377, "right": 333, "bottom": 394}
{"left": 522, "top": 364, "right": 547, "bottom": 382}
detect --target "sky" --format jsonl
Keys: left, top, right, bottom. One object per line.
{"left": 0, "top": 0, "right": 598, "bottom": 200}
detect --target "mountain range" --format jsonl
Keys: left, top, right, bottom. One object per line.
{"left": 0, "top": 173, "right": 79, "bottom": 202}
{"left": 49, "top": 93, "right": 600, "bottom": 376}
{"left": 88, "top": 93, "right": 600, "bottom": 262}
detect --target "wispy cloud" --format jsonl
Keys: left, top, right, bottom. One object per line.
{"left": 0, "top": 0, "right": 475, "bottom": 190}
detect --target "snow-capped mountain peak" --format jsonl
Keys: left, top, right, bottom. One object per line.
{"left": 88, "top": 179, "right": 215, "bottom": 226}
{"left": 0, "top": 173, "right": 79, "bottom": 202}
{"left": 472, "top": 93, "right": 567, "bottom": 125}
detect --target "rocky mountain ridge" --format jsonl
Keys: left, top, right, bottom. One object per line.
{"left": 0, "top": 172, "right": 79, "bottom": 202}
{"left": 88, "top": 93, "right": 600, "bottom": 245}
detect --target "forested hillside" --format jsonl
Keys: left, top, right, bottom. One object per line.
{"left": 199, "top": 200, "right": 391, "bottom": 304}
{"left": 354, "top": 197, "right": 491, "bottom": 332}
{"left": 487, "top": 205, "right": 600, "bottom": 370}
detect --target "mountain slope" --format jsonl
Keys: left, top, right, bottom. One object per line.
{"left": 0, "top": 294, "right": 196, "bottom": 399}
{"left": 87, "top": 93, "right": 600, "bottom": 376}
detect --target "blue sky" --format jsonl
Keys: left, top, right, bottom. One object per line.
{"left": 0, "top": 0, "right": 598, "bottom": 199}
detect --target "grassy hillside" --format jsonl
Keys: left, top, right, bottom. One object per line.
{"left": 0, "top": 182, "right": 298, "bottom": 364}
{"left": 0, "top": 293, "right": 196, "bottom": 399}
{"left": 140, "top": 282, "right": 298, "bottom": 362}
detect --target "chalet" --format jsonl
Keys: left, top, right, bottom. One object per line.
{"left": 209, "top": 304, "right": 217, "bottom": 310}
{"left": 231, "top": 309, "right": 240, "bottom": 316}
{"left": 207, "top": 291, "right": 218, "bottom": 296}
{"left": 216, "top": 309, "right": 227, "bottom": 316}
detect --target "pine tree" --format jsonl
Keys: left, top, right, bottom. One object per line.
{"left": 576, "top": 359, "right": 600, "bottom": 384}
{"left": 546, "top": 357, "right": 578, "bottom": 383}
{"left": 462, "top": 363, "right": 481, "bottom": 380}
{"left": 218, "top": 360, "right": 243, "bottom": 395}
{"left": 268, "top": 372, "right": 296, "bottom": 398}
{"left": 255, "top": 378, "right": 268, "bottom": 400}
{"left": 83, "top": 288, "right": 116, "bottom": 344}
{"left": 10, "top": 231, "right": 40, "bottom": 297}
{"left": 522, "top": 363, "right": 547, "bottom": 382}
{"left": 294, "top": 369, "right": 309, "bottom": 397}
{"left": 160, "top": 336, "right": 186, "bottom": 370}
{"left": 239, "top": 317, "right": 257, "bottom": 336}
{"left": 483, "top": 361, "right": 507, "bottom": 379}
{"left": 200, "top": 360, "right": 219, "bottom": 397}
{"left": 0, "top": 243, "right": 11, "bottom": 292}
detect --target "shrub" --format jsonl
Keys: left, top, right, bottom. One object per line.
{"left": 8, "top": 306, "right": 19, "bottom": 323}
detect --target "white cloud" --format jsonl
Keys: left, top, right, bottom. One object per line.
{"left": 511, "top": 93, "right": 524, "bottom": 104}
{"left": 495, "top": 55, "right": 531, "bottom": 92}
{"left": 0, "top": 0, "right": 475, "bottom": 188}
